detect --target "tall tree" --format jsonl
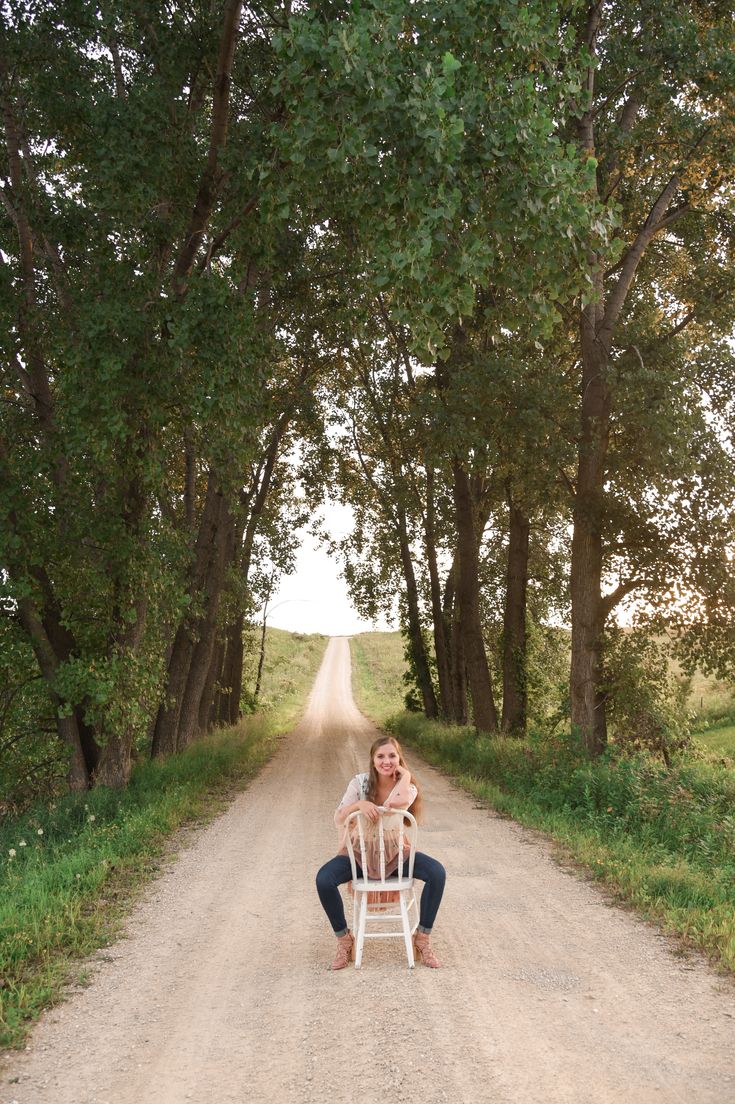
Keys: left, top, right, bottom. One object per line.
{"left": 566, "top": 0, "right": 735, "bottom": 753}
{"left": 0, "top": 1, "right": 312, "bottom": 787}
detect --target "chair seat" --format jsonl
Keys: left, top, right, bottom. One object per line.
{"left": 352, "top": 878, "right": 414, "bottom": 893}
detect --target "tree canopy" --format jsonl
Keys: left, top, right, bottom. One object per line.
{"left": 2, "top": 0, "right": 735, "bottom": 803}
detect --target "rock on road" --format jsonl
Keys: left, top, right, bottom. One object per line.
{"left": 2, "top": 636, "right": 735, "bottom": 1104}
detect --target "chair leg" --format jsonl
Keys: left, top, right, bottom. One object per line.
{"left": 399, "top": 892, "right": 415, "bottom": 969}
{"left": 355, "top": 895, "right": 367, "bottom": 969}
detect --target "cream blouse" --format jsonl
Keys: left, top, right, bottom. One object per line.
{"left": 334, "top": 772, "right": 418, "bottom": 877}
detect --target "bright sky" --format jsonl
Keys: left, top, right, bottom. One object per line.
{"left": 266, "top": 501, "right": 396, "bottom": 637}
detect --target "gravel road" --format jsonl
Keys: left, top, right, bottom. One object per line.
{"left": 2, "top": 636, "right": 735, "bottom": 1104}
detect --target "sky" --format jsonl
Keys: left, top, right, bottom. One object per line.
{"left": 265, "top": 501, "right": 396, "bottom": 637}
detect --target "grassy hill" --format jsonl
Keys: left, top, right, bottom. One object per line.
{"left": 349, "top": 631, "right": 407, "bottom": 724}
{"left": 241, "top": 626, "right": 329, "bottom": 723}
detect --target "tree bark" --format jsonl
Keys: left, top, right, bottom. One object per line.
{"left": 217, "top": 613, "right": 245, "bottom": 724}
{"left": 501, "top": 493, "right": 530, "bottom": 735}
{"left": 255, "top": 608, "right": 268, "bottom": 700}
{"left": 172, "top": 0, "right": 244, "bottom": 293}
{"left": 443, "top": 560, "right": 469, "bottom": 725}
{"left": 176, "top": 499, "right": 233, "bottom": 749}
{"left": 424, "top": 467, "right": 456, "bottom": 722}
{"left": 570, "top": 290, "right": 610, "bottom": 755}
{"left": 396, "top": 504, "right": 438, "bottom": 719}
{"left": 15, "top": 596, "right": 91, "bottom": 789}
{"left": 93, "top": 732, "right": 135, "bottom": 788}
{"left": 151, "top": 473, "right": 225, "bottom": 757}
{"left": 452, "top": 459, "right": 498, "bottom": 733}
{"left": 200, "top": 636, "right": 225, "bottom": 731}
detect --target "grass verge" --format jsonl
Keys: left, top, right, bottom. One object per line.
{"left": 386, "top": 712, "right": 735, "bottom": 975}
{"left": 0, "top": 630, "right": 327, "bottom": 1051}
{"left": 349, "top": 631, "right": 406, "bottom": 724}
{"left": 695, "top": 724, "right": 735, "bottom": 758}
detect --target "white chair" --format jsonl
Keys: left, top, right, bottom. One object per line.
{"left": 344, "top": 807, "right": 419, "bottom": 968}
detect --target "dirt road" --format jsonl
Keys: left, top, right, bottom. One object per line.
{"left": 2, "top": 637, "right": 735, "bottom": 1104}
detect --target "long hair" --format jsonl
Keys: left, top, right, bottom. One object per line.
{"left": 365, "top": 735, "right": 423, "bottom": 822}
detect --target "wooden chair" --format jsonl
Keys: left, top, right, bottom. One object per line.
{"left": 344, "top": 807, "right": 419, "bottom": 968}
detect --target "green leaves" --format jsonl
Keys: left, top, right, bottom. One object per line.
{"left": 441, "top": 50, "right": 462, "bottom": 78}
{"left": 271, "top": 0, "right": 594, "bottom": 359}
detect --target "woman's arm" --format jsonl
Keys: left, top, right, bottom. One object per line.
{"left": 335, "top": 799, "right": 381, "bottom": 825}
{"left": 334, "top": 775, "right": 380, "bottom": 826}
{"left": 383, "top": 765, "right": 416, "bottom": 810}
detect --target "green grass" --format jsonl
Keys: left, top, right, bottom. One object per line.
{"left": 349, "top": 631, "right": 406, "bottom": 724}
{"left": 0, "top": 629, "right": 328, "bottom": 1050}
{"left": 242, "top": 626, "right": 329, "bottom": 720}
{"left": 696, "top": 725, "right": 735, "bottom": 757}
{"left": 386, "top": 712, "right": 735, "bottom": 974}
{"left": 674, "top": 663, "right": 735, "bottom": 727}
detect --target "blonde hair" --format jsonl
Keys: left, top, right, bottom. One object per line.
{"left": 366, "top": 735, "right": 423, "bottom": 822}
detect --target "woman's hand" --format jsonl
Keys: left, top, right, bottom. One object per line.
{"left": 383, "top": 766, "right": 411, "bottom": 809}
{"left": 356, "top": 800, "right": 381, "bottom": 823}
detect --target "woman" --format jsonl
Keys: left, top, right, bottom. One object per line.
{"left": 316, "top": 735, "right": 446, "bottom": 969}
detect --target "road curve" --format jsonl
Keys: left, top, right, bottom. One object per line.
{"left": 2, "top": 636, "right": 734, "bottom": 1104}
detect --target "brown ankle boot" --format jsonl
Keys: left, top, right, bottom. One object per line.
{"left": 413, "top": 932, "right": 440, "bottom": 968}
{"left": 331, "top": 931, "right": 354, "bottom": 970}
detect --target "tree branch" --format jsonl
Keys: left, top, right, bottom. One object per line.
{"left": 600, "top": 577, "right": 642, "bottom": 619}
{"left": 173, "top": 0, "right": 244, "bottom": 294}
{"left": 597, "top": 174, "right": 682, "bottom": 349}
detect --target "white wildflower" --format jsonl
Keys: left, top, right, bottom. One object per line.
{"left": 37, "top": 828, "right": 44, "bottom": 836}
{"left": 8, "top": 848, "right": 16, "bottom": 858}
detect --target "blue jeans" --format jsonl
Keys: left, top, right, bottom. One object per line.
{"left": 316, "top": 852, "right": 446, "bottom": 936}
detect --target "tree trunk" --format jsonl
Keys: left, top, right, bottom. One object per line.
{"left": 57, "top": 714, "right": 91, "bottom": 791}
{"left": 396, "top": 505, "right": 438, "bottom": 719}
{"left": 16, "top": 594, "right": 93, "bottom": 788}
{"left": 570, "top": 293, "right": 610, "bottom": 755}
{"left": 151, "top": 473, "right": 224, "bottom": 757}
{"left": 501, "top": 493, "right": 530, "bottom": 735}
{"left": 93, "top": 731, "right": 135, "bottom": 788}
{"left": 424, "top": 466, "right": 457, "bottom": 722}
{"left": 176, "top": 500, "right": 233, "bottom": 749}
{"left": 151, "top": 621, "right": 196, "bottom": 757}
{"left": 443, "top": 561, "right": 469, "bottom": 725}
{"left": 177, "top": 618, "right": 218, "bottom": 748}
{"left": 452, "top": 459, "right": 498, "bottom": 733}
{"left": 200, "top": 636, "right": 225, "bottom": 731}
{"left": 218, "top": 613, "right": 245, "bottom": 723}
{"left": 449, "top": 609, "right": 468, "bottom": 726}
{"left": 255, "top": 610, "right": 268, "bottom": 700}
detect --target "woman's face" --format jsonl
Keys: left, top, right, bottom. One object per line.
{"left": 373, "top": 742, "right": 400, "bottom": 778}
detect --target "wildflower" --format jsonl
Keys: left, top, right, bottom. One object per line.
{"left": 8, "top": 848, "right": 16, "bottom": 858}
{"left": 606, "top": 807, "right": 614, "bottom": 813}
{"left": 37, "top": 828, "right": 44, "bottom": 836}
{"left": 19, "top": 840, "right": 27, "bottom": 847}
{"left": 88, "top": 815, "right": 96, "bottom": 823}
{"left": 76, "top": 873, "right": 81, "bottom": 880}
